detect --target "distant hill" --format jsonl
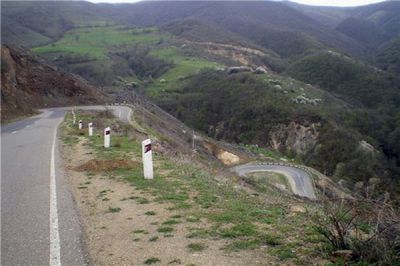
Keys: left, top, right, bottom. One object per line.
{"left": 2, "top": 0, "right": 399, "bottom": 190}
{"left": 1, "top": 1, "right": 365, "bottom": 58}
{"left": 287, "top": 50, "right": 400, "bottom": 108}
{"left": 105, "top": 1, "right": 365, "bottom": 58}
{"left": 1, "top": 45, "right": 108, "bottom": 122}
{"left": 284, "top": 2, "right": 353, "bottom": 28}
{"left": 375, "top": 37, "right": 400, "bottom": 75}
{"left": 336, "top": 1, "right": 400, "bottom": 47}
{"left": 1, "top": 1, "right": 110, "bottom": 47}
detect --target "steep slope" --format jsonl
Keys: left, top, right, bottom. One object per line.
{"left": 104, "top": 1, "right": 365, "bottom": 57}
{"left": 2, "top": 1, "right": 365, "bottom": 58}
{"left": 1, "top": 45, "right": 108, "bottom": 122}
{"left": 284, "top": 2, "right": 353, "bottom": 28}
{"left": 375, "top": 37, "right": 400, "bottom": 75}
{"left": 287, "top": 50, "right": 400, "bottom": 108}
{"left": 1, "top": 1, "right": 110, "bottom": 47}
{"left": 336, "top": 1, "right": 400, "bottom": 47}
{"left": 156, "top": 69, "right": 389, "bottom": 183}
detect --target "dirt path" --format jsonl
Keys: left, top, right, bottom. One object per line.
{"left": 63, "top": 138, "right": 273, "bottom": 265}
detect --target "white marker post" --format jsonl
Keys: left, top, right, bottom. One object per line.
{"left": 88, "top": 122, "right": 93, "bottom": 137}
{"left": 72, "top": 110, "right": 76, "bottom": 125}
{"left": 79, "top": 120, "right": 83, "bottom": 130}
{"left": 104, "top": 127, "right": 111, "bottom": 148}
{"left": 142, "top": 139, "right": 154, "bottom": 179}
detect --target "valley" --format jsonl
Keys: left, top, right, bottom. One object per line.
{"left": 1, "top": 1, "right": 400, "bottom": 265}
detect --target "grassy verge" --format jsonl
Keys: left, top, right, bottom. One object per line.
{"left": 61, "top": 109, "right": 323, "bottom": 264}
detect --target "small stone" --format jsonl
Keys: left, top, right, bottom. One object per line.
{"left": 290, "top": 205, "right": 306, "bottom": 213}
{"left": 332, "top": 250, "right": 353, "bottom": 262}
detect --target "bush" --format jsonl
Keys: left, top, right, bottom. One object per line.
{"left": 312, "top": 196, "right": 400, "bottom": 265}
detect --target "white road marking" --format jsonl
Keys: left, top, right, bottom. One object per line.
{"left": 50, "top": 127, "right": 61, "bottom": 266}
{"left": 11, "top": 131, "right": 18, "bottom": 134}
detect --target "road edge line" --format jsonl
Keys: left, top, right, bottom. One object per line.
{"left": 50, "top": 127, "right": 61, "bottom": 266}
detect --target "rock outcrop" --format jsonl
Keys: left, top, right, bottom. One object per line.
{"left": 269, "top": 122, "right": 319, "bottom": 155}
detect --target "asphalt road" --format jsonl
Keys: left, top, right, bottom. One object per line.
{"left": 1, "top": 105, "right": 130, "bottom": 266}
{"left": 232, "top": 163, "right": 317, "bottom": 200}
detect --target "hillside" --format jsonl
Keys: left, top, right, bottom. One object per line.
{"left": 375, "top": 37, "right": 400, "bottom": 75}
{"left": 2, "top": 1, "right": 365, "bottom": 58}
{"left": 287, "top": 50, "right": 400, "bottom": 169}
{"left": 2, "top": 2, "right": 400, "bottom": 264}
{"left": 1, "top": 45, "right": 108, "bottom": 122}
{"left": 284, "top": 2, "right": 353, "bottom": 28}
{"left": 2, "top": 1, "right": 399, "bottom": 186}
{"left": 336, "top": 1, "right": 400, "bottom": 47}
{"left": 103, "top": 1, "right": 365, "bottom": 58}
{"left": 1, "top": 1, "right": 110, "bottom": 47}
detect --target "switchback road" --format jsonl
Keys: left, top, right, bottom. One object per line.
{"left": 232, "top": 163, "right": 317, "bottom": 200}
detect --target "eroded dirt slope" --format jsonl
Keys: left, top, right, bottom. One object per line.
{"left": 1, "top": 45, "right": 108, "bottom": 122}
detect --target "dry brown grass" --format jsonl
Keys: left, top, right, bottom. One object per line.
{"left": 75, "top": 159, "right": 139, "bottom": 172}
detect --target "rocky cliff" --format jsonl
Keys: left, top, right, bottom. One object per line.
{"left": 1, "top": 45, "right": 108, "bottom": 122}
{"left": 269, "top": 121, "right": 319, "bottom": 155}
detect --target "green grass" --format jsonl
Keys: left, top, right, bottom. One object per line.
{"left": 225, "top": 239, "right": 260, "bottom": 251}
{"left": 148, "top": 47, "right": 221, "bottom": 95}
{"left": 186, "top": 216, "right": 200, "bottom": 223}
{"left": 220, "top": 223, "right": 258, "bottom": 238}
{"left": 187, "top": 243, "right": 206, "bottom": 252}
{"left": 144, "top": 257, "right": 160, "bottom": 264}
{"left": 240, "top": 144, "right": 283, "bottom": 160}
{"left": 273, "top": 247, "right": 297, "bottom": 261}
{"left": 168, "top": 259, "right": 182, "bottom": 264}
{"left": 137, "top": 197, "right": 150, "bottom": 204}
{"left": 162, "top": 219, "right": 181, "bottom": 225}
{"left": 133, "top": 229, "right": 148, "bottom": 234}
{"left": 244, "top": 172, "right": 291, "bottom": 194}
{"left": 186, "top": 228, "right": 209, "bottom": 239}
{"left": 223, "top": 234, "right": 284, "bottom": 251}
{"left": 157, "top": 227, "right": 174, "bottom": 233}
{"left": 61, "top": 110, "right": 320, "bottom": 262}
{"left": 34, "top": 26, "right": 168, "bottom": 60}
{"left": 107, "top": 206, "right": 121, "bottom": 213}
{"left": 149, "top": 236, "right": 159, "bottom": 242}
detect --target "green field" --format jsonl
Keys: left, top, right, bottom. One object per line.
{"left": 32, "top": 26, "right": 221, "bottom": 94}
{"left": 33, "top": 26, "right": 169, "bottom": 59}
{"left": 148, "top": 47, "right": 222, "bottom": 95}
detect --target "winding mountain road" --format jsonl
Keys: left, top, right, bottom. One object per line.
{"left": 232, "top": 163, "right": 317, "bottom": 200}
{"left": 1, "top": 105, "right": 130, "bottom": 266}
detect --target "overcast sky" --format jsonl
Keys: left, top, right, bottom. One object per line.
{"left": 88, "top": 0, "right": 386, "bottom": 7}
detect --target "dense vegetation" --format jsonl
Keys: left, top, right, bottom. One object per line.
{"left": 114, "top": 46, "right": 174, "bottom": 79}
{"left": 287, "top": 51, "right": 400, "bottom": 108}
{"left": 287, "top": 51, "right": 400, "bottom": 178}
{"left": 159, "top": 71, "right": 316, "bottom": 141}
{"left": 157, "top": 71, "right": 389, "bottom": 185}
{"left": 375, "top": 37, "right": 400, "bottom": 75}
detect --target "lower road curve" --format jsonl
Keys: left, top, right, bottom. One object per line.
{"left": 232, "top": 163, "right": 317, "bottom": 200}
{"left": 1, "top": 105, "right": 130, "bottom": 266}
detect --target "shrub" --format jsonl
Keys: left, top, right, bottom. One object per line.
{"left": 312, "top": 196, "right": 400, "bottom": 264}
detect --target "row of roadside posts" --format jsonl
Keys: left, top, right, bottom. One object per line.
{"left": 72, "top": 109, "right": 154, "bottom": 179}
